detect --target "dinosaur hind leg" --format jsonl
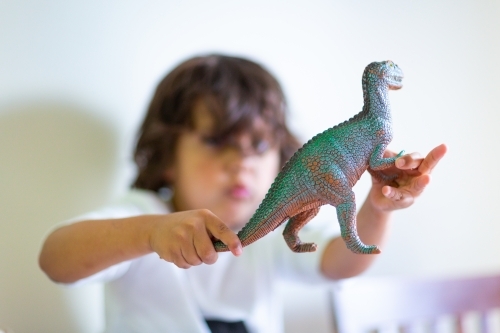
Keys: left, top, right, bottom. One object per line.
{"left": 283, "top": 207, "right": 321, "bottom": 253}
{"left": 336, "top": 202, "right": 381, "bottom": 254}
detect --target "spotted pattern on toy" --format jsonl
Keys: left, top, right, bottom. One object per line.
{"left": 213, "top": 61, "right": 404, "bottom": 254}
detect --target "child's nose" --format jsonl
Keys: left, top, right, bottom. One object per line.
{"left": 225, "top": 146, "right": 256, "bottom": 172}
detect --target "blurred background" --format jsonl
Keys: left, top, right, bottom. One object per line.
{"left": 1, "top": 0, "right": 499, "bottom": 332}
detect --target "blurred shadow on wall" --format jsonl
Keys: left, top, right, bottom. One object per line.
{"left": 0, "top": 100, "right": 122, "bottom": 333}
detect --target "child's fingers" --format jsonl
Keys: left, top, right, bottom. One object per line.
{"left": 382, "top": 185, "right": 403, "bottom": 201}
{"left": 179, "top": 242, "right": 203, "bottom": 267}
{"left": 206, "top": 218, "right": 242, "bottom": 257}
{"left": 413, "top": 174, "right": 431, "bottom": 193}
{"left": 418, "top": 144, "right": 447, "bottom": 175}
{"left": 381, "top": 185, "right": 414, "bottom": 207}
{"left": 170, "top": 250, "right": 193, "bottom": 269}
{"left": 395, "top": 152, "right": 423, "bottom": 170}
{"left": 193, "top": 228, "right": 219, "bottom": 265}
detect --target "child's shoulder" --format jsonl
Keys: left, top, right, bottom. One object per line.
{"left": 116, "top": 188, "right": 171, "bottom": 215}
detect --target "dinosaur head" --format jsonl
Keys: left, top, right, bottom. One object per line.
{"left": 363, "top": 60, "right": 404, "bottom": 90}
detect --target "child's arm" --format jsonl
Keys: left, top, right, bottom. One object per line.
{"left": 320, "top": 144, "right": 447, "bottom": 279}
{"left": 39, "top": 210, "right": 242, "bottom": 283}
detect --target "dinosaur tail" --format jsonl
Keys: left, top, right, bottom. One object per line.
{"left": 212, "top": 222, "right": 261, "bottom": 252}
{"left": 212, "top": 201, "right": 289, "bottom": 252}
{"left": 213, "top": 239, "right": 231, "bottom": 252}
{"left": 213, "top": 177, "right": 294, "bottom": 252}
{"left": 213, "top": 148, "right": 303, "bottom": 252}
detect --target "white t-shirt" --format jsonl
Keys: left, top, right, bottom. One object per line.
{"left": 64, "top": 189, "right": 337, "bottom": 333}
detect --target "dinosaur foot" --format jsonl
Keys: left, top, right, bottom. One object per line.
{"left": 343, "top": 235, "right": 381, "bottom": 254}
{"left": 288, "top": 242, "right": 318, "bottom": 253}
{"left": 347, "top": 243, "right": 381, "bottom": 255}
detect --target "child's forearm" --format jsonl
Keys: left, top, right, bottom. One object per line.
{"left": 320, "top": 199, "right": 391, "bottom": 280}
{"left": 38, "top": 215, "right": 159, "bottom": 283}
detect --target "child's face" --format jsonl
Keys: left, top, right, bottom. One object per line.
{"left": 168, "top": 102, "right": 281, "bottom": 230}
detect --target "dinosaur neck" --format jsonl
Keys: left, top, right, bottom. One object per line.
{"left": 362, "top": 84, "right": 391, "bottom": 120}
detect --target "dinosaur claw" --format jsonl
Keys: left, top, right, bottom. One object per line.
{"left": 346, "top": 241, "right": 381, "bottom": 255}
{"left": 290, "top": 242, "right": 317, "bottom": 253}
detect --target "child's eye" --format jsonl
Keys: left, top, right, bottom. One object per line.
{"left": 254, "top": 140, "right": 270, "bottom": 154}
{"left": 201, "top": 135, "right": 224, "bottom": 148}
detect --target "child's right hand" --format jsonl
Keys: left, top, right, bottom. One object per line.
{"left": 149, "top": 209, "right": 243, "bottom": 269}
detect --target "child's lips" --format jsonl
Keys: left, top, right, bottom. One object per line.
{"left": 228, "top": 185, "right": 251, "bottom": 199}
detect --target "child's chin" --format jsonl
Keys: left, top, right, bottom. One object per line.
{"left": 218, "top": 202, "right": 257, "bottom": 229}
{"left": 224, "top": 201, "right": 254, "bottom": 215}
{"left": 223, "top": 214, "right": 252, "bottom": 232}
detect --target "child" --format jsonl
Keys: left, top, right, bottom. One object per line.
{"left": 39, "top": 54, "right": 447, "bottom": 333}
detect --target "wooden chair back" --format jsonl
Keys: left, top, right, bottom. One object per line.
{"left": 330, "top": 274, "right": 500, "bottom": 333}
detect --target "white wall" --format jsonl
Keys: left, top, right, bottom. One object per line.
{"left": 1, "top": 1, "right": 499, "bottom": 332}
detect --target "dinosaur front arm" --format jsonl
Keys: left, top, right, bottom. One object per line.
{"left": 369, "top": 144, "right": 404, "bottom": 171}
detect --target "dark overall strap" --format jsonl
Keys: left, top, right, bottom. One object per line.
{"left": 205, "top": 319, "right": 249, "bottom": 333}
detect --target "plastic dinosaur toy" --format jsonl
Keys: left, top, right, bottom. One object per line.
{"left": 213, "top": 60, "right": 404, "bottom": 254}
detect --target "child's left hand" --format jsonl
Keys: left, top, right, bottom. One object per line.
{"left": 368, "top": 143, "right": 447, "bottom": 212}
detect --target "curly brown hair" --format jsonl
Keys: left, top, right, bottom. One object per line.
{"left": 132, "top": 54, "right": 301, "bottom": 192}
